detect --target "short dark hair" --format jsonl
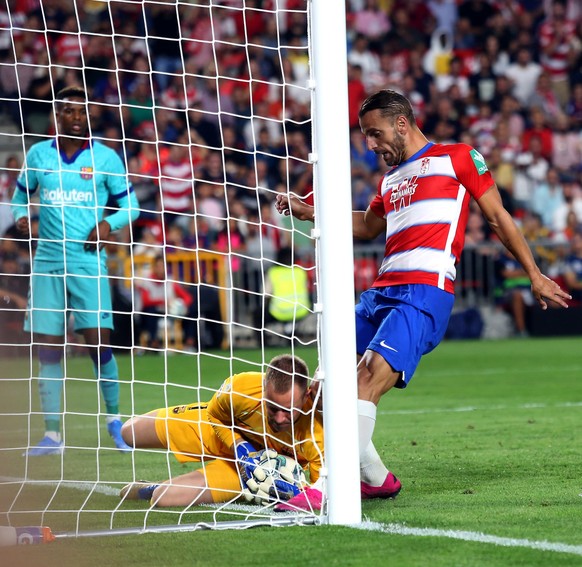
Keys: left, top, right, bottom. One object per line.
{"left": 55, "top": 86, "right": 87, "bottom": 110}
{"left": 265, "top": 354, "right": 310, "bottom": 394}
{"left": 359, "top": 89, "right": 416, "bottom": 126}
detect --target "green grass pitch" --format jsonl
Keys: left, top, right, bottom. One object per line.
{"left": 1, "top": 337, "right": 581, "bottom": 567}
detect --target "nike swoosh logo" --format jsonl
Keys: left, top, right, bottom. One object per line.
{"left": 380, "top": 341, "right": 398, "bottom": 353}
{"left": 43, "top": 170, "right": 54, "bottom": 175}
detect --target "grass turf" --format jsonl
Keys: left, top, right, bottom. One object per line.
{"left": 0, "top": 338, "right": 581, "bottom": 566}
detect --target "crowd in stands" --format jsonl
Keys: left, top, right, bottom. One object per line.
{"left": 1, "top": 0, "right": 581, "bottom": 342}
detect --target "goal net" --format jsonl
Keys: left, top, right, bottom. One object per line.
{"left": 0, "top": 0, "right": 360, "bottom": 538}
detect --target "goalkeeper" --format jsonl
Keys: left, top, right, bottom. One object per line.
{"left": 120, "top": 354, "right": 324, "bottom": 507}
{"left": 11, "top": 86, "right": 140, "bottom": 456}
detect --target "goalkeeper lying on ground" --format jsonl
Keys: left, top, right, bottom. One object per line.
{"left": 120, "top": 353, "right": 400, "bottom": 511}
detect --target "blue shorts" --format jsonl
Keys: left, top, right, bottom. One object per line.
{"left": 24, "top": 262, "right": 114, "bottom": 335}
{"left": 355, "top": 284, "right": 454, "bottom": 388}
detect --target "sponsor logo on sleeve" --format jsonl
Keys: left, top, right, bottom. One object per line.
{"left": 470, "top": 149, "right": 488, "bottom": 175}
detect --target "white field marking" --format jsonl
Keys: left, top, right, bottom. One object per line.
{"left": 1, "top": 477, "right": 580, "bottom": 554}
{"left": 415, "top": 365, "right": 581, "bottom": 378}
{"left": 5, "top": 402, "right": 582, "bottom": 435}
{"left": 0, "top": 476, "right": 120, "bottom": 496}
{"left": 378, "top": 401, "right": 582, "bottom": 417}
{"left": 354, "top": 521, "right": 582, "bottom": 557}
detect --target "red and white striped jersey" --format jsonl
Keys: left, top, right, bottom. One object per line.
{"left": 369, "top": 143, "right": 494, "bottom": 294}
{"left": 160, "top": 157, "right": 194, "bottom": 213}
{"left": 539, "top": 18, "right": 577, "bottom": 82}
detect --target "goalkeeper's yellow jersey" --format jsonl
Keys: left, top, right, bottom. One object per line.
{"left": 206, "top": 371, "right": 324, "bottom": 483}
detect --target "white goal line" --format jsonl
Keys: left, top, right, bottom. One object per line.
{"left": 2, "top": 476, "right": 580, "bottom": 556}
{"left": 354, "top": 521, "right": 582, "bottom": 558}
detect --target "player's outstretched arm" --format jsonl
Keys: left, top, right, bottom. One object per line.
{"left": 477, "top": 186, "right": 571, "bottom": 310}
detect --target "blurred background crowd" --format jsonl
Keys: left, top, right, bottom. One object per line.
{"left": 0, "top": 0, "right": 581, "bottom": 346}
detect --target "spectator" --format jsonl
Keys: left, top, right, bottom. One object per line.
{"left": 434, "top": 56, "right": 470, "bottom": 98}
{"left": 496, "top": 250, "right": 533, "bottom": 337}
{"left": 423, "top": 28, "right": 454, "bottom": 79}
{"left": 0, "top": 154, "right": 21, "bottom": 237}
{"left": 551, "top": 114, "right": 582, "bottom": 176}
{"left": 135, "top": 254, "right": 194, "bottom": 351}
{"left": 347, "top": 63, "right": 368, "bottom": 129}
{"left": 531, "top": 167, "right": 566, "bottom": 229}
{"left": 158, "top": 136, "right": 194, "bottom": 229}
{"left": 0, "top": 252, "right": 29, "bottom": 355}
{"left": 562, "top": 230, "right": 582, "bottom": 302}
{"left": 504, "top": 47, "right": 542, "bottom": 107}
{"left": 348, "top": 34, "right": 381, "bottom": 92}
{"left": 458, "top": 0, "right": 498, "bottom": 44}
{"left": 513, "top": 135, "right": 550, "bottom": 213}
{"left": 427, "top": 0, "right": 458, "bottom": 37}
{"left": 469, "top": 52, "right": 497, "bottom": 104}
{"left": 537, "top": 0, "right": 578, "bottom": 106}
{"left": 521, "top": 106, "right": 553, "bottom": 160}
{"left": 528, "top": 72, "right": 564, "bottom": 120}
{"left": 483, "top": 34, "right": 510, "bottom": 77}
{"left": 565, "top": 82, "right": 582, "bottom": 129}
{"left": 551, "top": 178, "right": 582, "bottom": 237}
{"left": 352, "top": 0, "right": 391, "bottom": 53}
{"left": 147, "top": 2, "right": 183, "bottom": 90}
{"left": 493, "top": 94, "right": 525, "bottom": 140}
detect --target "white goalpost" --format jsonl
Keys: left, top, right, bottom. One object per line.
{"left": 0, "top": 0, "right": 360, "bottom": 540}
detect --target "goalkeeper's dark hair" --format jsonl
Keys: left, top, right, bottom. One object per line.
{"left": 55, "top": 86, "right": 87, "bottom": 110}
{"left": 358, "top": 89, "right": 417, "bottom": 127}
{"left": 266, "top": 354, "right": 310, "bottom": 394}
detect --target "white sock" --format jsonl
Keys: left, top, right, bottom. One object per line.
{"left": 358, "top": 399, "right": 377, "bottom": 458}
{"left": 45, "top": 431, "right": 61, "bottom": 443}
{"left": 360, "top": 441, "right": 389, "bottom": 486}
{"left": 106, "top": 414, "right": 121, "bottom": 425}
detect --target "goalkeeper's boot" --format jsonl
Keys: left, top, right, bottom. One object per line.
{"left": 120, "top": 482, "right": 160, "bottom": 501}
{"left": 274, "top": 487, "right": 322, "bottom": 512}
{"left": 107, "top": 419, "right": 132, "bottom": 453}
{"left": 360, "top": 471, "right": 401, "bottom": 500}
{"left": 23, "top": 436, "right": 64, "bottom": 457}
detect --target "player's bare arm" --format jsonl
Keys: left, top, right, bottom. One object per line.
{"left": 477, "top": 185, "right": 571, "bottom": 309}
{"left": 353, "top": 208, "right": 386, "bottom": 240}
{"left": 84, "top": 219, "right": 112, "bottom": 252}
{"left": 276, "top": 195, "right": 386, "bottom": 242}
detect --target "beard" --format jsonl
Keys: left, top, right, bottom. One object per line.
{"left": 382, "top": 130, "right": 407, "bottom": 166}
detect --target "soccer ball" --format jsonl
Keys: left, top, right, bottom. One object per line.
{"left": 242, "top": 451, "right": 307, "bottom": 505}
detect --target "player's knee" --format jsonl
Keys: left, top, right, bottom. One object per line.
{"left": 357, "top": 351, "right": 399, "bottom": 401}
{"left": 38, "top": 346, "right": 63, "bottom": 365}
{"left": 120, "top": 419, "right": 135, "bottom": 446}
{"left": 89, "top": 347, "right": 113, "bottom": 366}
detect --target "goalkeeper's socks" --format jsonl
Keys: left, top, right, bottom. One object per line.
{"left": 138, "top": 484, "right": 159, "bottom": 501}
{"left": 359, "top": 441, "right": 389, "bottom": 487}
{"left": 91, "top": 349, "right": 120, "bottom": 414}
{"left": 38, "top": 348, "right": 64, "bottom": 423}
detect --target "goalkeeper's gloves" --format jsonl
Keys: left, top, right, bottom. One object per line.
{"left": 250, "top": 465, "right": 302, "bottom": 500}
{"left": 235, "top": 441, "right": 263, "bottom": 481}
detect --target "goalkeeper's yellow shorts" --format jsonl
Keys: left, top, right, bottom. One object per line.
{"left": 154, "top": 404, "right": 242, "bottom": 503}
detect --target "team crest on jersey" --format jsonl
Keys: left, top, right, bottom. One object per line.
{"left": 469, "top": 149, "right": 488, "bottom": 175}
{"left": 80, "top": 167, "right": 93, "bottom": 180}
{"left": 420, "top": 157, "right": 430, "bottom": 175}
{"left": 390, "top": 176, "right": 418, "bottom": 212}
